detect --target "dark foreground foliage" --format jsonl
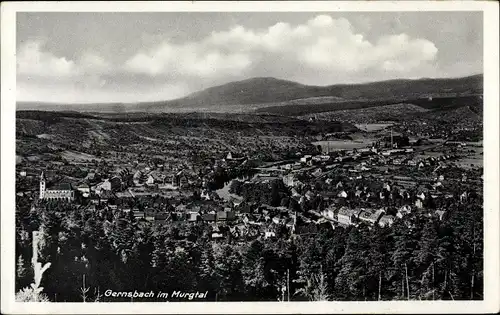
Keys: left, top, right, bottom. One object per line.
{"left": 15, "top": 199, "right": 483, "bottom": 302}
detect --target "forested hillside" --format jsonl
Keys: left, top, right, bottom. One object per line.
{"left": 16, "top": 197, "right": 483, "bottom": 302}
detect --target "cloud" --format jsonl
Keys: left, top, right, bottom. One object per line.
{"left": 124, "top": 40, "right": 251, "bottom": 78}
{"left": 17, "top": 41, "right": 76, "bottom": 78}
{"left": 17, "top": 15, "right": 440, "bottom": 103}
{"left": 17, "top": 41, "right": 112, "bottom": 79}
{"left": 204, "top": 15, "right": 438, "bottom": 75}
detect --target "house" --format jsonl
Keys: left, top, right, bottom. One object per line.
{"left": 217, "top": 211, "right": 228, "bottom": 221}
{"left": 383, "top": 183, "right": 391, "bottom": 192}
{"left": 76, "top": 183, "right": 91, "bottom": 197}
{"left": 271, "top": 216, "right": 281, "bottom": 225}
{"left": 133, "top": 211, "right": 145, "bottom": 219}
{"left": 285, "top": 218, "right": 296, "bottom": 232}
{"left": 226, "top": 152, "right": 245, "bottom": 161}
{"left": 173, "top": 212, "right": 186, "bottom": 221}
{"left": 94, "top": 179, "right": 112, "bottom": 194}
{"left": 225, "top": 211, "right": 236, "bottom": 221}
{"left": 357, "top": 210, "right": 372, "bottom": 224}
{"left": 283, "top": 174, "right": 296, "bottom": 187}
{"left": 154, "top": 213, "right": 168, "bottom": 221}
{"left": 358, "top": 209, "right": 384, "bottom": 225}
{"left": 133, "top": 171, "right": 143, "bottom": 186}
{"left": 264, "top": 231, "right": 276, "bottom": 239}
{"left": 300, "top": 155, "right": 312, "bottom": 163}
{"left": 415, "top": 199, "right": 424, "bottom": 209}
{"left": 305, "top": 190, "right": 315, "bottom": 201}
{"left": 312, "top": 168, "right": 323, "bottom": 177}
{"left": 86, "top": 172, "right": 97, "bottom": 182}
{"left": 321, "top": 207, "right": 336, "bottom": 221}
{"left": 100, "top": 190, "right": 115, "bottom": 203}
{"left": 147, "top": 171, "right": 165, "bottom": 185}
{"left": 378, "top": 215, "right": 395, "bottom": 228}
{"left": 202, "top": 213, "right": 216, "bottom": 222}
{"left": 187, "top": 212, "right": 199, "bottom": 222}
{"left": 89, "top": 194, "right": 100, "bottom": 204}
{"left": 396, "top": 205, "right": 412, "bottom": 219}
{"left": 291, "top": 188, "right": 301, "bottom": 198}
{"left": 337, "top": 190, "right": 348, "bottom": 198}
{"left": 337, "top": 208, "right": 360, "bottom": 226}
{"left": 355, "top": 190, "right": 363, "bottom": 198}
{"left": 434, "top": 210, "right": 447, "bottom": 221}
{"left": 211, "top": 232, "right": 224, "bottom": 239}
{"left": 200, "top": 189, "right": 211, "bottom": 200}
{"left": 433, "top": 181, "right": 443, "bottom": 189}
{"left": 179, "top": 175, "right": 189, "bottom": 188}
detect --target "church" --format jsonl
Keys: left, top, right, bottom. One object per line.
{"left": 39, "top": 172, "right": 75, "bottom": 201}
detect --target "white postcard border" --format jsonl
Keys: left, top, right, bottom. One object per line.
{"left": 2, "top": 1, "right": 499, "bottom": 314}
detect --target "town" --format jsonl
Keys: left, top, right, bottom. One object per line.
{"left": 14, "top": 106, "right": 483, "bottom": 302}
{"left": 16, "top": 115, "right": 482, "bottom": 239}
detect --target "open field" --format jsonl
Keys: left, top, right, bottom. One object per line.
{"left": 355, "top": 123, "right": 394, "bottom": 132}
{"left": 455, "top": 157, "right": 483, "bottom": 169}
{"left": 455, "top": 146, "right": 483, "bottom": 169}
{"left": 60, "top": 150, "right": 97, "bottom": 162}
{"left": 312, "top": 139, "right": 373, "bottom": 152}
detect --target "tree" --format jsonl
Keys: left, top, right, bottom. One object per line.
{"left": 214, "top": 244, "right": 244, "bottom": 300}
{"left": 295, "top": 266, "right": 330, "bottom": 301}
{"left": 16, "top": 255, "right": 30, "bottom": 291}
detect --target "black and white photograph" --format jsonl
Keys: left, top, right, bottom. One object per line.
{"left": 1, "top": 1, "right": 499, "bottom": 314}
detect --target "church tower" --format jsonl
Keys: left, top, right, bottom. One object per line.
{"left": 39, "top": 172, "right": 46, "bottom": 199}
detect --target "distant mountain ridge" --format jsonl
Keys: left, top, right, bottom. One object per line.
{"left": 17, "top": 74, "right": 483, "bottom": 113}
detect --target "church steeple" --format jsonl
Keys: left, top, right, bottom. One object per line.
{"left": 39, "top": 172, "right": 46, "bottom": 199}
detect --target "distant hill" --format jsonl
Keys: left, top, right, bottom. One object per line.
{"left": 298, "top": 103, "right": 431, "bottom": 124}
{"left": 257, "top": 95, "right": 483, "bottom": 116}
{"left": 17, "top": 74, "right": 482, "bottom": 112}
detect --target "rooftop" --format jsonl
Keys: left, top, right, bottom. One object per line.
{"left": 47, "top": 183, "right": 73, "bottom": 191}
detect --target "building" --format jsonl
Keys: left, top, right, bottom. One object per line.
{"left": 300, "top": 155, "right": 312, "bottom": 163}
{"left": 378, "top": 215, "right": 395, "bottom": 228}
{"left": 39, "top": 172, "right": 75, "bottom": 201}
{"left": 321, "top": 207, "right": 336, "bottom": 221}
{"left": 94, "top": 179, "right": 112, "bottom": 195}
{"left": 76, "top": 183, "right": 91, "bottom": 198}
{"left": 226, "top": 152, "right": 245, "bottom": 161}
{"left": 147, "top": 171, "right": 165, "bottom": 185}
{"left": 133, "top": 171, "right": 144, "bottom": 186}
{"left": 337, "top": 208, "right": 361, "bottom": 226}
{"left": 283, "top": 174, "right": 297, "bottom": 187}
{"left": 202, "top": 213, "right": 216, "bottom": 222}
{"left": 109, "top": 176, "right": 122, "bottom": 191}
{"left": 358, "top": 209, "right": 384, "bottom": 225}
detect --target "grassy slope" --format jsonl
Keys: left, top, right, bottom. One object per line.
{"left": 256, "top": 95, "right": 483, "bottom": 117}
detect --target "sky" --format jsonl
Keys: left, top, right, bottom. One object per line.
{"left": 16, "top": 12, "right": 483, "bottom": 104}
